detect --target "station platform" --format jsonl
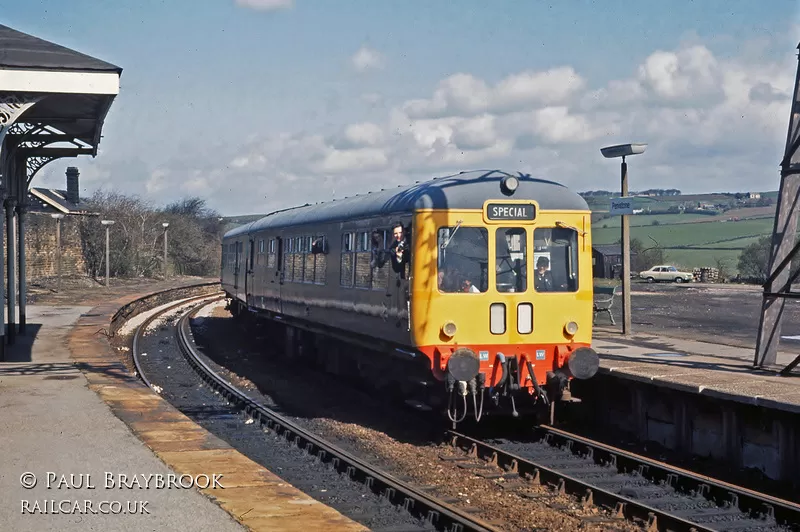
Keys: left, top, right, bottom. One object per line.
{"left": 0, "top": 280, "right": 364, "bottom": 531}
{"left": 591, "top": 329, "right": 800, "bottom": 414}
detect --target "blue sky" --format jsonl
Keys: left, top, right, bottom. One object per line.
{"left": 5, "top": 0, "right": 800, "bottom": 215}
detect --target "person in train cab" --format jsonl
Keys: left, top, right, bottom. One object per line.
{"left": 461, "top": 278, "right": 480, "bottom": 293}
{"left": 438, "top": 267, "right": 459, "bottom": 292}
{"left": 534, "top": 256, "right": 554, "bottom": 292}
{"left": 389, "top": 223, "right": 410, "bottom": 275}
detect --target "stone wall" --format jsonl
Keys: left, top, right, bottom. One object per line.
{"left": 1, "top": 213, "right": 87, "bottom": 279}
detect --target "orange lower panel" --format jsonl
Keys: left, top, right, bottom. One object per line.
{"left": 417, "top": 343, "right": 591, "bottom": 388}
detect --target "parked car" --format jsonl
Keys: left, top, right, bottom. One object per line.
{"left": 639, "top": 265, "right": 693, "bottom": 283}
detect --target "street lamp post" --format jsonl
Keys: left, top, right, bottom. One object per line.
{"left": 50, "top": 213, "right": 65, "bottom": 291}
{"left": 601, "top": 143, "right": 647, "bottom": 336}
{"left": 101, "top": 220, "right": 115, "bottom": 287}
{"left": 162, "top": 222, "right": 169, "bottom": 280}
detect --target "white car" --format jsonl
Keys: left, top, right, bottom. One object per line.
{"left": 639, "top": 265, "right": 693, "bottom": 283}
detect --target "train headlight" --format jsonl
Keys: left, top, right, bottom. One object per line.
{"left": 442, "top": 321, "right": 457, "bottom": 338}
{"left": 500, "top": 175, "right": 519, "bottom": 195}
{"left": 564, "top": 321, "right": 579, "bottom": 336}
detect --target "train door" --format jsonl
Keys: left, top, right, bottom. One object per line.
{"left": 276, "top": 236, "right": 284, "bottom": 314}
{"left": 245, "top": 238, "right": 255, "bottom": 306}
{"left": 233, "top": 240, "right": 241, "bottom": 290}
{"left": 389, "top": 218, "right": 413, "bottom": 332}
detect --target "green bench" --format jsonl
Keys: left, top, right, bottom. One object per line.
{"left": 593, "top": 285, "right": 619, "bottom": 325}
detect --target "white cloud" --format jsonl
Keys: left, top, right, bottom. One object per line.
{"left": 351, "top": 46, "right": 385, "bottom": 72}
{"left": 330, "top": 122, "right": 385, "bottom": 149}
{"left": 234, "top": 0, "right": 293, "bottom": 10}
{"left": 404, "top": 66, "right": 585, "bottom": 119}
{"left": 71, "top": 31, "right": 797, "bottom": 215}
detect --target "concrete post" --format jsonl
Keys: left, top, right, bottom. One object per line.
{"left": 17, "top": 203, "right": 26, "bottom": 334}
{"left": 164, "top": 227, "right": 168, "bottom": 280}
{"left": 105, "top": 225, "right": 110, "bottom": 287}
{"left": 621, "top": 159, "right": 632, "bottom": 336}
{"left": 56, "top": 217, "right": 62, "bottom": 291}
{"left": 5, "top": 197, "right": 15, "bottom": 345}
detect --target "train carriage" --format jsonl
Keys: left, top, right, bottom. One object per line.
{"left": 221, "top": 169, "right": 599, "bottom": 424}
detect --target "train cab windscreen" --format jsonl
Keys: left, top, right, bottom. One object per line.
{"left": 437, "top": 226, "right": 488, "bottom": 293}
{"left": 495, "top": 227, "right": 527, "bottom": 293}
{"left": 533, "top": 227, "right": 579, "bottom": 292}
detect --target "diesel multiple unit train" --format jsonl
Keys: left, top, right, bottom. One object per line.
{"left": 221, "top": 169, "right": 600, "bottom": 424}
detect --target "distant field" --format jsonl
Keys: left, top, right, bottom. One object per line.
{"left": 595, "top": 213, "right": 715, "bottom": 228}
{"left": 591, "top": 216, "right": 774, "bottom": 272}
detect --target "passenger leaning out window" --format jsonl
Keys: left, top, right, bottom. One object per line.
{"left": 390, "top": 223, "right": 410, "bottom": 276}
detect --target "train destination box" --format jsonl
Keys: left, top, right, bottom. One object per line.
{"left": 609, "top": 197, "right": 635, "bottom": 216}
{"left": 484, "top": 202, "right": 537, "bottom": 222}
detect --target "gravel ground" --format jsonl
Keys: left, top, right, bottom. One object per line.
{"left": 133, "top": 304, "right": 433, "bottom": 532}
{"left": 185, "top": 304, "right": 639, "bottom": 532}
{"left": 597, "top": 282, "right": 800, "bottom": 350}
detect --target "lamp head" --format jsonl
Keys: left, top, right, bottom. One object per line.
{"left": 101, "top": 220, "right": 115, "bottom": 226}
{"left": 601, "top": 143, "right": 647, "bottom": 159}
{"left": 162, "top": 222, "right": 169, "bottom": 228}
{"left": 50, "top": 213, "right": 65, "bottom": 220}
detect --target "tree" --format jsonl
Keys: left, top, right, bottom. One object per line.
{"left": 737, "top": 235, "right": 800, "bottom": 282}
{"left": 737, "top": 237, "right": 771, "bottom": 280}
{"left": 620, "top": 237, "right": 666, "bottom": 273}
{"left": 160, "top": 197, "right": 224, "bottom": 276}
{"left": 78, "top": 191, "right": 224, "bottom": 280}
{"left": 713, "top": 256, "right": 732, "bottom": 281}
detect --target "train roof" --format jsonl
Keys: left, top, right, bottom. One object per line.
{"left": 224, "top": 169, "right": 589, "bottom": 239}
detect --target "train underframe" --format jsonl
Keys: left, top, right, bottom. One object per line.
{"left": 226, "top": 296, "right": 595, "bottom": 427}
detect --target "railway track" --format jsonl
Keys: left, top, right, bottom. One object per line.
{"left": 128, "top": 291, "right": 800, "bottom": 531}
{"left": 132, "top": 295, "right": 502, "bottom": 532}
{"left": 447, "top": 427, "right": 800, "bottom": 532}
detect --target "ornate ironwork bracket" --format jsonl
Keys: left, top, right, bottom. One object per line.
{"left": 0, "top": 94, "right": 43, "bottom": 147}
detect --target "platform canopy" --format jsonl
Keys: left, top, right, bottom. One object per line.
{"left": 0, "top": 24, "right": 122, "bottom": 359}
{"left": 0, "top": 23, "right": 122, "bottom": 190}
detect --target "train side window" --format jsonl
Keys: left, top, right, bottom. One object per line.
{"left": 340, "top": 233, "right": 354, "bottom": 287}
{"left": 355, "top": 231, "right": 371, "bottom": 289}
{"left": 256, "top": 239, "right": 264, "bottom": 266}
{"left": 437, "top": 226, "right": 488, "bottom": 293}
{"left": 533, "top": 227, "right": 579, "bottom": 292}
{"left": 293, "top": 237, "right": 304, "bottom": 283}
{"left": 371, "top": 229, "right": 389, "bottom": 290}
{"left": 284, "top": 237, "right": 293, "bottom": 278}
{"left": 313, "top": 236, "right": 327, "bottom": 285}
{"left": 267, "top": 238, "right": 276, "bottom": 269}
{"left": 303, "top": 235, "right": 315, "bottom": 284}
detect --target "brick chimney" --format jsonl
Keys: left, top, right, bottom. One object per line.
{"left": 66, "top": 167, "right": 79, "bottom": 205}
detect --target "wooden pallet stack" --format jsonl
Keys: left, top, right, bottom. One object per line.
{"left": 692, "top": 267, "right": 720, "bottom": 283}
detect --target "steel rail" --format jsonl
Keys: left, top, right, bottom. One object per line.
{"left": 447, "top": 430, "right": 721, "bottom": 532}
{"left": 131, "top": 293, "right": 223, "bottom": 390}
{"left": 537, "top": 425, "right": 800, "bottom": 529}
{"left": 448, "top": 428, "right": 796, "bottom": 532}
{"left": 176, "top": 301, "right": 500, "bottom": 532}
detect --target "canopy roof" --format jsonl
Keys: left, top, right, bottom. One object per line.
{"left": 0, "top": 24, "right": 121, "bottom": 154}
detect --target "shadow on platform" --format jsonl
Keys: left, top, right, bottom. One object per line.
{"left": 0, "top": 324, "right": 42, "bottom": 363}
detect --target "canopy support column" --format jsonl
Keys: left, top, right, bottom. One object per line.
{"left": 16, "top": 202, "right": 26, "bottom": 334}
{"left": 6, "top": 197, "right": 16, "bottom": 345}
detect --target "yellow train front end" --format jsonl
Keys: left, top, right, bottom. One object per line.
{"left": 411, "top": 197, "right": 599, "bottom": 423}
